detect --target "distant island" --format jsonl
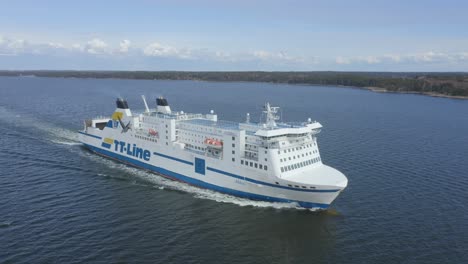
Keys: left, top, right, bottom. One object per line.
{"left": 1, "top": 70, "right": 467, "bottom": 99}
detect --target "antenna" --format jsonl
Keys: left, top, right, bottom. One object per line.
{"left": 263, "top": 102, "right": 280, "bottom": 128}
{"left": 141, "top": 95, "right": 150, "bottom": 113}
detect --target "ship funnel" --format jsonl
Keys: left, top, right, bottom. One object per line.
{"left": 156, "top": 96, "right": 171, "bottom": 114}
{"left": 114, "top": 98, "right": 132, "bottom": 118}
{"left": 116, "top": 98, "right": 129, "bottom": 109}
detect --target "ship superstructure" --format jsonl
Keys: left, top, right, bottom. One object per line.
{"left": 79, "top": 96, "right": 348, "bottom": 209}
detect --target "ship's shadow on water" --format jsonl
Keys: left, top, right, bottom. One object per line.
{"left": 1, "top": 77, "right": 467, "bottom": 263}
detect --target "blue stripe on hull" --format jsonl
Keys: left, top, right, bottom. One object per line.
{"left": 207, "top": 167, "right": 340, "bottom": 193}
{"left": 153, "top": 151, "right": 193, "bottom": 165}
{"left": 79, "top": 131, "right": 102, "bottom": 140}
{"left": 82, "top": 143, "right": 330, "bottom": 209}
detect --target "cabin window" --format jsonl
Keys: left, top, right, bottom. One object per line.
{"left": 232, "top": 136, "right": 235, "bottom": 140}
{"left": 264, "top": 166, "right": 267, "bottom": 170}
{"left": 254, "top": 163, "right": 258, "bottom": 168}
{"left": 259, "top": 164, "right": 263, "bottom": 169}
{"left": 241, "top": 160, "right": 244, "bottom": 165}
{"left": 232, "top": 143, "right": 235, "bottom": 147}
{"left": 265, "top": 158, "right": 267, "bottom": 162}
{"left": 232, "top": 158, "right": 235, "bottom": 162}
{"left": 232, "top": 150, "right": 235, "bottom": 154}
{"left": 280, "top": 167, "right": 284, "bottom": 172}
{"left": 250, "top": 162, "right": 253, "bottom": 167}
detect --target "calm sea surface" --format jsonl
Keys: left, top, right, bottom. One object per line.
{"left": 0, "top": 77, "right": 467, "bottom": 263}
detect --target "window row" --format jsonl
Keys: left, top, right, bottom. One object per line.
{"left": 136, "top": 135, "right": 158, "bottom": 143}
{"left": 279, "top": 152, "right": 317, "bottom": 162}
{"left": 279, "top": 143, "right": 317, "bottom": 155}
{"left": 240, "top": 160, "right": 268, "bottom": 171}
{"left": 280, "top": 157, "right": 321, "bottom": 173}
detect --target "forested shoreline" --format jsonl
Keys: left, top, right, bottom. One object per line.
{"left": 1, "top": 70, "right": 467, "bottom": 98}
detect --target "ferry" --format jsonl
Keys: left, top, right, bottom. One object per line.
{"left": 79, "top": 96, "right": 348, "bottom": 209}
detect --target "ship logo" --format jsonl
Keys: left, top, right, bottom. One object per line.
{"left": 101, "top": 137, "right": 114, "bottom": 149}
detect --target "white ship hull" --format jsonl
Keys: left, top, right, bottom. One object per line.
{"left": 79, "top": 97, "right": 347, "bottom": 210}
{"left": 80, "top": 130, "right": 344, "bottom": 209}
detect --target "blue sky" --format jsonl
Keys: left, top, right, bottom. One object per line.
{"left": 1, "top": 0, "right": 468, "bottom": 71}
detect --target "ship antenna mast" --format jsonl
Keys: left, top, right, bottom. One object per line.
{"left": 141, "top": 95, "right": 150, "bottom": 113}
{"left": 263, "top": 102, "right": 280, "bottom": 128}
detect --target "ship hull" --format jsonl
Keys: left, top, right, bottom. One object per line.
{"left": 80, "top": 131, "right": 343, "bottom": 210}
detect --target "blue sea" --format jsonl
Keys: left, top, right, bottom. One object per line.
{"left": 1, "top": 77, "right": 467, "bottom": 263}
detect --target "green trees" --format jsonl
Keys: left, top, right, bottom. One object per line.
{"left": 1, "top": 70, "right": 467, "bottom": 97}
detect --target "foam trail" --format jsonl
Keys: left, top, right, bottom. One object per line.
{"left": 0, "top": 106, "right": 79, "bottom": 144}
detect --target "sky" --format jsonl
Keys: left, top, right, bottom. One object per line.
{"left": 1, "top": 0, "right": 468, "bottom": 71}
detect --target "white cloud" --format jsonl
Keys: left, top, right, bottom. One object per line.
{"left": 85, "top": 38, "right": 108, "bottom": 54}
{"left": 0, "top": 36, "right": 28, "bottom": 55}
{"left": 119, "top": 39, "right": 131, "bottom": 53}
{"left": 1, "top": 34, "right": 468, "bottom": 69}
{"left": 143, "top": 42, "right": 191, "bottom": 59}
{"left": 362, "top": 56, "right": 381, "bottom": 64}
{"left": 336, "top": 56, "right": 351, "bottom": 64}
{"left": 383, "top": 54, "right": 402, "bottom": 62}
{"left": 335, "top": 51, "right": 468, "bottom": 65}
{"left": 252, "top": 50, "right": 303, "bottom": 62}
{"left": 47, "top": 42, "right": 64, "bottom": 49}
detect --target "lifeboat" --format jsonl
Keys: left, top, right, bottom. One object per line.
{"left": 148, "top": 128, "right": 159, "bottom": 137}
{"left": 204, "top": 138, "right": 223, "bottom": 148}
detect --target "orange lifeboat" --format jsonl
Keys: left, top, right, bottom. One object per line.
{"left": 204, "top": 138, "right": 223, "bottom": 148}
